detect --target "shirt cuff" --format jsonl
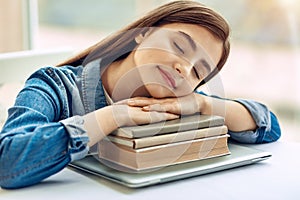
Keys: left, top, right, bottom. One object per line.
{"left": 230, "top": 99, "right": 271, "bottom": 143}
{"left": 234, "top": 99, "right": 271, "bottom": 129}
{"left": 228, "top": 130, "right": 259, "bottom": 143}
{"left": 60, "top": 115, "right": 90, "bottom": 161}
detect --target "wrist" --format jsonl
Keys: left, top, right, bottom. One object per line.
{"left": 88, "top": 106, "right": 121, "bottom": 136}
{"left": 196, "top": 94, "right": 212, "bottom": 115}
{"left": 201, "top": 95, "right": 226, "bottom": 117}
{"left": 109, "top": 104, "right": 130, "bottom": 128}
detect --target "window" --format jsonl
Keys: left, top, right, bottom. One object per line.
{"left": 1, "top": 0, "right": 299, "bottom": 138}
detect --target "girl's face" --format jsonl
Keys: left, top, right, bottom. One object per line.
{"left": 133, "top": 23, "right": 223, "bottom": 98}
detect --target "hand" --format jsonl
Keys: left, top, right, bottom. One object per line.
{"left": 110, "top": 104, "right": 179, "bottom": 127}
{"left": 117, "top": 93, "right": 206, "bottom": 116}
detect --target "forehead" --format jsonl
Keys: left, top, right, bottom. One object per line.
{"left": 158, "top": 23, "right": 223, "bottom": 66}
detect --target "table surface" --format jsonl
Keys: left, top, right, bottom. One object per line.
{"left": 1, "top": 135, "right": 300, "bottom": 200}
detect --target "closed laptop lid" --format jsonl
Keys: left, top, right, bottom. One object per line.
{"left": 69, "top": 143, "right": 271, "bottom": 188}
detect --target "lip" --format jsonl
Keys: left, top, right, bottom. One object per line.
{"left": 157, "top": 66, "right": 176, "bottom": 88}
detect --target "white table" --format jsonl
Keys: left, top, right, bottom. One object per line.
{"left": 1, "top": 139, "right": 299, "bottom": 200}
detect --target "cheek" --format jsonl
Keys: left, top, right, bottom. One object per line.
{"left": 136, "top": 64, "right": 164, "bottom": 88}
{"left": 189, "top": 79, "right": 201, "bottom": 90}
{"left": 135, "top": 65, "right": 174, "bottom": 98}
{"left": 133, "top": 49, "right": 157, "bottom": 66}
{"left": 133, "top": 50, "right": 200, "bottom": 97}
{"left": 133, "top": 51, "right": 144, "bottom": 67}
{"left": 133, "top": 48, "right": 176, "bottom": 67}
{"left": 177, "top": 81, "right": 196, "bottom": 96}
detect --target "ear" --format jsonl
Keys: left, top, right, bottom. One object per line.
{"left": 135, "top": 33, "right": 145, "bottom": 44}
{"left": 134, "top": 29, "right": 152, "bottom": 44}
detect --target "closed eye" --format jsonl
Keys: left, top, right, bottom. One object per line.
{"left": 173, "top": 42, "right": 184, "bottom": 54}
{"left": 193, "top": 67, "right": 200, "bottom": 79}
{"left": 193, "top": 59, "right": 212, "bottom": 80}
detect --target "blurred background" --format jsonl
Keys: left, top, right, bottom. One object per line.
{"left": 0, "top": 0, "right": 299, "bottom": 141}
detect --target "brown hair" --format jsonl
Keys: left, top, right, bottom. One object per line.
{"left": 58, "top": 0, "right": 230, "bottom": 85}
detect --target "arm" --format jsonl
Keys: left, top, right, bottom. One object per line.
{"left": 199, "top": 94, "right": 281, "bottom": 143}
{"left": 226, "top": 98, "right": 281, "bottom": 143}
{"left": 0, "top": 68, "right": 89, "bottom": 189}
{"left": 199, "top": 94, "right": 257, "bottom": 132}
{"left": 122, "top": 92, "right": 281, "bottom": 144}
{"left": 0, "top": 66, "right": 179, "bottom": 189}
{"left": 83, "top": 104, "right": 179, "bottom": 147}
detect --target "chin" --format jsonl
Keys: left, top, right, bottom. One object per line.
{"left": 145, "top": 84, "right": 175, "bottom": 98}
{"left": 146, "top": 84, "right": 191, "bottom": 98}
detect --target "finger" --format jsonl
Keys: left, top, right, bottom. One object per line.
{"left": 127, "top": 98, "right": 161, "bottom": 107}
{"left": 164, "top": 112, "right": 180, "bottom": 120}
{"left": 148, "top": 111, "right": 179, "bottom": 123}
{"left": 142, "top": 104, "right": 165, "bottom": 112}
{"left": 143, "top": 103, "right": 180, "bottom": 114}
{"left": 114, "top": 98, "right": 155, "bottom": 106}
{"left": 114, "top": 99, "right": 129, "bottom": 105}
{"left": 114, "top": 97, "right": 154, "bottom": 105}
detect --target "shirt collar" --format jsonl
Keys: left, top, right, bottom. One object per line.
{"left": 81, "top": 58, "right": 108, "bottom": 113}
{"left": 102, "top": 85, "right": 114, "bottom": 105}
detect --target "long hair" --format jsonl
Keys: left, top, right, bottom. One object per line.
{"left": 58, "top": 0, "right": 230, "bottom": 84}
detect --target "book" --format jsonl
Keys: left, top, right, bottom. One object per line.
{"left": 98, "top": 134, "right": 230, "bottom": 171}
{"left": 111, "top": 114, "right": 225, "bottom": 138}
{"left": 106, "top": 125, "right": 228, "bottom": 149}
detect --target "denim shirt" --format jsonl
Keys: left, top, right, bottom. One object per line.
{"left": 0, "top": 59, "right": 281, "bottom": 189}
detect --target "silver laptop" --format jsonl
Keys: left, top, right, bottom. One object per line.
{"left": 69, "top": 143, "right": 271, "bottom": 188}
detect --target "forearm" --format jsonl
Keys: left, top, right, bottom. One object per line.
{"left": 83, "top": 106, "right": 119, "bottom": 147}
{"left": 201, "top": 95, "right": 257, "bottom": 132}
{"left": 83, "top": 103, "right": 180, "bottom": 146}
{"left": 121, "top": 94, "right": 280, "bottom": 144}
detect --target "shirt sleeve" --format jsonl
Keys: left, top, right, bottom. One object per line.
{"left": 0, "top": 68, "right": 89, "bottom": 189}
{"left": 230, "top": 99, "right": 281, "bottom": 144}
{"left": 60, "top": 115, "right": 89, "bottom": 161}
{"left": 196, "top": 91, "right": 281, "bottom": 144}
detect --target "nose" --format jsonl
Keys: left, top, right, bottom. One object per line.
{"left": 173, "top": 61, "right": 192, "bottom": 77}
{"left": 174, "top": 63, "right": 182, "bottom": 74}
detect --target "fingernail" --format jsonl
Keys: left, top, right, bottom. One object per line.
{"left": 143, "top": 106, "right": 150, "bottom": 110}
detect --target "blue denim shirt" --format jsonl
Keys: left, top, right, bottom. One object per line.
{"left": 0, "top": 60, "right": 281, "bottom": 189}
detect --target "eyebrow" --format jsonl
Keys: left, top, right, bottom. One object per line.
{"left": 178, "top": 31, "right": 197, "bottom": 51}
{"left": 177, "top": 31, "right": 213, "bottom": 73}
{"left": 200, "top": 59, "right": 212, "bottom": 73}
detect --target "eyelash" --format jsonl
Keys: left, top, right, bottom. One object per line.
{"left": 193, "top": 67, "right": 200, "bottom": 79}
{"left": 173, "top": 41, "right": 201, "bottom": 80}
{"left": 173, "top": 42, "right": 184, "bottom": 54}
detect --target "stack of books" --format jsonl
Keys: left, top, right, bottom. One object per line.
{"left": 97, "top": 114, "right": 230, "bottom": 171}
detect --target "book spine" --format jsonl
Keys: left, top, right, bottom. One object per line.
{"left": 98, "top": 135, "right": 229, "bottom": 170}
{"left": 112, "top": 115, "right": 225, "bottom": 138}
{"left": 132, "top": 117, "right": 225, "bottom": 138}
{"left": 107, "top": 125, "right": 228, "bottom": 149}
{"left": 137, "top": 147, "right": 231, "bottom": 169}
{"left": 98, "top": 144, "right": 230, "bottom": 171}
{"left": 134, "top": 125, "right": 228, "bottom": 149}
{"left": 134, "top": 135, "right": 229, "bottom": 154}
{"left": 105, "top": 136, "right": 133, "bottom": 147}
